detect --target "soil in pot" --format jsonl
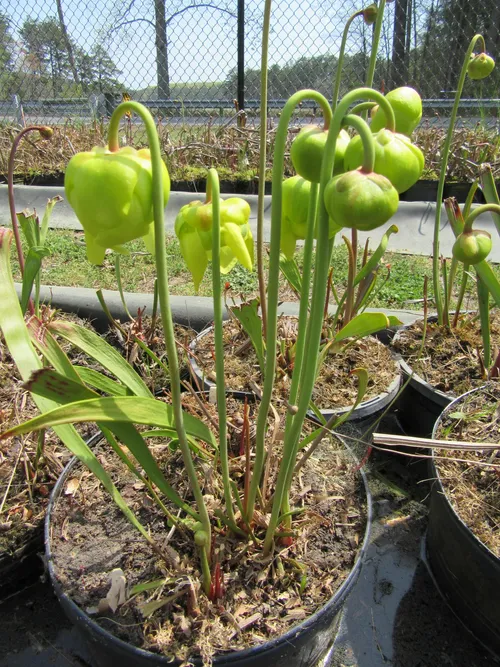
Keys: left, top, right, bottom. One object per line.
{"left": 392, "top": 311, "right": 500, "bottom": 399}
{"left": 47, "top": 395, "right": 368, "bottom": 665}
{"left": 190, "top": 317, "right": 399, "bottom": 412}
{"left": 433, "top": 381, "right": 500, "bottom": 556}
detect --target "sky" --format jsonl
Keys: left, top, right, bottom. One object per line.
{"left": 1, "top": 0, "right": 395, "bottom": 89}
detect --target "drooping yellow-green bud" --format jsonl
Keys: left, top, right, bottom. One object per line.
{"left": 65, "top": 145, "right": 170, "bottom": 264}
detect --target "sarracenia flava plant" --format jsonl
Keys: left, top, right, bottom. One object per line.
{"left": 432, "top": 33, "right": 496, "bottom": 324}
{"left": 0, "top": 88, "right": 401, "bottom": 592}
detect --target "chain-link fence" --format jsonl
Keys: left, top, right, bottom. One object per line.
{"left": 1, "top": 0, "right": 499, "bottom": 125}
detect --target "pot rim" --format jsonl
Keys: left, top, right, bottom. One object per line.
{"left": 431, "top": 382, "right": 500, "bottom": 563}
{"left": 189, "top": 323, "right": 402, "bottom": 418}
{"left": 44, "top": 432, "right": 373, "bottom": 665}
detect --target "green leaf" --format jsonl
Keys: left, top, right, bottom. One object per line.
{"left": 230, "top": 298, "right": 265, "bottom": 372}
{"left": 75, "top": 367, "right": 130, "bottom": 396}
{"left": 130, "top": 578, "right": 170, "bottom": 595}
{"left": 21, "top": 368, "right": 202, "bottom": 518}
{"left": 24, "top": 367, "right": 100, "bottom": 404}
{"left": 0, "top": 227, "right": 152, "bottom": 544}
{"left": 48, "top": 320, "right": 153, "bottom": 398}
{"left": 1, "top": 395, "right": 218, "bottom": 449}
{"left": 142, "top": 429, "right": 214, "bottom": 458}
{"left": 279, "top": 254, "right": 302, "bottom": 295}
{"left": 386, "top": 316, "right": 403, "bottom": 327}
{"left": 334, "top": 312, "right": 390, "bottom": 343}
{"left": 449, "top": 411, "right": 466, "bottom": 420}
{"left": 354, "top": 225, "right": 398, "bottom": 287}
{"left": 28, "top": 317, "right": 81, "bottom": 381}
{"left": 21, "top": 246, "right": 50, "bottom": 314}
{"left": 40, "top": 196, "right": 63, "bottom": 244}
{"left": 17, "top": 211, "right": 40, "bottom": 248}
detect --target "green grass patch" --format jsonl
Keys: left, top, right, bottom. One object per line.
{"left": 11, "top": 228, "right": 499, "bottom": 312}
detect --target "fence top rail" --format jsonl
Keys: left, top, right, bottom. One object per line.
{"left": 2, "top": 97, "right": 500, "bottom": 111}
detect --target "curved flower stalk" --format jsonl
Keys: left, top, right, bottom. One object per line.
{"left": 332, "top": 2, "right": 380, "bottom": 112}
{"left": 446, "top": 197, "right": 500, "bottom": 376}
{"left": 8, "top": 125, "right": 54, "bottom": 316}
{"left": 260, "top": 88, "right": 398, "bottom": 554}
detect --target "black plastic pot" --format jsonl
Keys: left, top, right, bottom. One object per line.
{"left": 426, "top": 387, "right": 500, "bottom": 659}
{"left": 391, "top": 325, "right": 453, "bottom": 438}
{"left": 189, "top": 326, "right": 401, "bottom": 433}
{"left": 45, "top": 442, "right": 372, "bottom": 667}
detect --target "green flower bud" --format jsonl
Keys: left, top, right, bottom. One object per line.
{"left": 468, "top": 52, "right": 495, "bottom": 80}
{"left": 370, "top": 87, "right": 422, "bottom": 136}
{"left": 194, "top": 529, "right": 209, "bottom": 547}
{"left": 452, "top": 229, "right": 492, "bottom": 265}
{"left": 324, "top": 169, "right": 399, "bottom": 232}
{"left": 363, "top": 3, "right": 378, "bottom": 24}
{"left": 65, "top": 145, "right": 170, "bottom": 264}
{"left": 344, "top": 128, "right": 424, "bottom": 194}
{"left": 291, "top": 127, "right": 349, "bottom": 183}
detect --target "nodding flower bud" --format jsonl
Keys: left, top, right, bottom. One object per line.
{"left": 344, "top": 128, "right": 424, "bottom": 194}
{"left": 194, "top": 530, "right": 209, "bottom": 547}
{"left": 39, "top": 126, "right": 53, "bottom": 139}
{"left": 324, "top": 169, "right": 399, "bottom": 232}
{"left": 280, "top": 175, "right": 342, "bottom": 259}
{"left": 363, "top": 4, "right": 378, "bottom": 25}
{"left": 65, "top": 145, "right": 170, "bottom": 265}
{"left": 452, "top": 228, "right": 492, "bottom": 265}
{"left": 468, "top": 52, "right": 495, "bottom": 80}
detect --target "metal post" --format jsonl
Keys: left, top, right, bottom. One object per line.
{"left": 237, "top": 0, "right": 245, "bottom": 112}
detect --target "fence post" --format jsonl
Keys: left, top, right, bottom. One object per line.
{"left": 237, "top": 0, "right": 245, "bottom": 113}
{"left": 13, "top": 95, "right": 25, "bottom": 126}
{"left": 104, "top": 92, "right": 116, "bottom": 118}
{"left": 89, "top": 94, "right": 99, "bottom": 121}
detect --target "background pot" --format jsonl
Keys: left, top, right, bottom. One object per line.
{"left": 189, "top": 326, "right": 401, "bottom": 433}
{"left": 45, "top": 440, "right": 372, "bottom": 667}
{"left": 390, "top": 323, "right": 453, "bottom": 437}
{"left": 426, "top": 386, "right": 500, "bottom": 658}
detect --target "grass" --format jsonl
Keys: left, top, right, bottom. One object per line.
{"left": 2, "top": 116, "right": 500, "bottom": 186}
{"left": 10, "top": 228, "right": 498, "bottom": 312}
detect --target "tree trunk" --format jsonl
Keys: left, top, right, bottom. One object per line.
{"left": 154, "top": 0, "right": 170, "bottom": 99}
{"left": 56, "top": 0, "right": 80, "bottom": 86}
{"left": 390, "top": 0, "right": 409, "bottom": 88}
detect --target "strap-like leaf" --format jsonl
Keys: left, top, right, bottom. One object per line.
{"left": 75, "top": 366, "right": 130, "bottom": 396}
{"left": 0, "top": 227, "right": 152, "bottom": 543}
{"left": 1, "top": 395, "right": 217, "bottom": 449}
{"left": 279, "top": 254, "right": 302, "bottom": 296}
{"left": 353, "top": 225, "right": 398, "bottom": 287}
{"left": 48, "top": 320, "right": 153, "bottom": 398}
{"left": 21, "top": 246, "right": 50, "bottom": 314}
{"left": 40, "top": 196, "right": 63, "bottom": 245}
{"left": 26, "top": 367, "right": 199, "bottom": 518}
